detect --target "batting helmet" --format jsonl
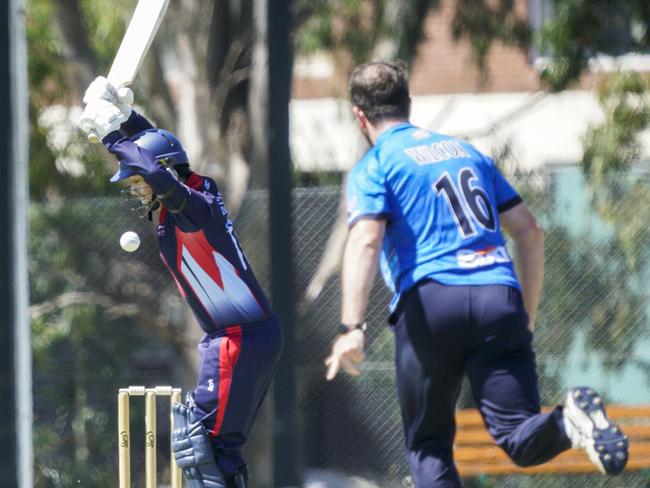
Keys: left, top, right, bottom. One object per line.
{"left": 110, "top": 128, "right": 189, "bottom": 182}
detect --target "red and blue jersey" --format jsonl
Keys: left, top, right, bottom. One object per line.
{"left": 104, "top": 113, "right": 272, "bottom": 333}
{"left": 155, "top": 173, "right": 272, "bottom": 332}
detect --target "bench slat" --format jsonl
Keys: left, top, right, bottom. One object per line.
{"left": 455, "top": 424, "right": 650, "bottom": 445}
{"left": 458, "top": 458, "right": 650, "bottom": 476}
{"left": 455, "top": 442, "right": 650, "bottom": 463}
{"left": 456, "top": 405, "right": 650, "bottom": 428}
{"left": 454, "top": 405, "right": 650, "bottom": 476}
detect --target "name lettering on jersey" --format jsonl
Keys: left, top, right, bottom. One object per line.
{"left": 226, "top": 220, "right": 248, "bottom": 270}
{"left": 404, "top": 140, "right": 471, "bottom": 166}
{"left": 215, "top": 192, "right": 228, "bottom": 216}
{"left": 456, "top": 246, "right": 511, "bottom": 269}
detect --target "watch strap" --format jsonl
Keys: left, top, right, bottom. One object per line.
{"left": 338, "top": 322, "right": 367, "bottom": 334}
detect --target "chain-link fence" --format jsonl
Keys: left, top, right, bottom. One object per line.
{"left": 30, "top": 168, "right": 650, "bottom": 487}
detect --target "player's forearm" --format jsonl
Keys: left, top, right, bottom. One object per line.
{"left": 341, "top": 228, "right": 382, "bottom": 325}
{"left": 120, "top": 110, "right": 154, "bottom": 136}
{"left": 512, "top": 226, "right": 544, "bottom": 329}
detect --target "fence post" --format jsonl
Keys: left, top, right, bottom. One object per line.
{"left": 266, "top": 0, "right": 299, "bottom": 486}
{"left": 0, "top": 0, "right": 32, "bottom": 486}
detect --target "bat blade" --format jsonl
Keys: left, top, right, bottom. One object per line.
{"left": 86, "top": 0, "right": 169, "bottom": 143}
{"left": 106, "top": 0, "right": 170, "bottom": 88}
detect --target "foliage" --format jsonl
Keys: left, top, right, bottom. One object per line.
{"left": 573, "top": 72, "right": 650, "bottom": 367}
{"left": 583, "top": 72, "right": 650, "bottom": 183}
{"left": 539, "top": 0, "right": 650, "bottom": 90}
{"left": 295, "top": 0, "right": 433, "bottom": 67}
{"left": 26, "top": 0, "right": 65, "bottom": 106}
{"left": 452, "top": 0, "right": 530, "bottom": 73}
{"left": 541, "top": 226, "right": 648, "bottom": 369}
{"left": 79, "top": 0, "right": 136, "bottom": 70}
{"left": 29, "top": 199, "right": 185, "bottom": 487}
{"left": 582, "top": 72, "right": 650, "bottom": 266}
{"left": 27, "top": 0, "right": 125, "bottom": 200}
{"left": 514, "top": 176, "right": 646, "bottom": 381}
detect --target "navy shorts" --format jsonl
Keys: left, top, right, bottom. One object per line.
{"left": 394, "top": 280, "right": 569, "bottom": 487}
{"left": 192, "top": 316, "right": 282, "bottom": 451}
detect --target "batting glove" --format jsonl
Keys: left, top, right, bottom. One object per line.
{"left": 83, "top": 76, "right": 133, "bottom": 118}
{"left": 78, "top": 98, "right": 130, "bottom": 140}
{"left": 83, "top": 76, "right": 115, "bottom": 103}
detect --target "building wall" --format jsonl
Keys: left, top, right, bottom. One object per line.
{"left": 409, "top": 0, "right": 540, "bottom": 95}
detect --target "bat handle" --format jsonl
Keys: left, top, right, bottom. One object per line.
{"left": 88, "top": 132, "right": 100, "bottom": 144}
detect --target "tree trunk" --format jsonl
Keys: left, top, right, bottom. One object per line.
{"left": 248, "top": 0, "right": 269, "bottom": 190}
{"left": 50, "top": 0, "right": 97, "bottom": 100}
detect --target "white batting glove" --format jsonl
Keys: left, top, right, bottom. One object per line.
{"left": 115, "top": 86, "right": 134, "bottom": 112}
{"left": 77, "top": 98, "right": 130, "bottom": 140}
{"left": 83, "top": 76, "right": 118, "bottom": 104}
{"left": 83, "top": 76, "right": 133, "bottom": 118}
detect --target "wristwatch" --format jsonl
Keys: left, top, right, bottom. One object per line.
{"left": 338, "top": 322, "right": 367, "bottom": 335}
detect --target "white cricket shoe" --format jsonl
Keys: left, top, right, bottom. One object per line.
{"left": 563, "top": 387, "right": 628, "bottom": 475}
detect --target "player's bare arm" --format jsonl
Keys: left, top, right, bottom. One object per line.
{"left": 325, "top": 218, "right": 386, "bottom": 380}
{"left": 500, "top": 201, "right": 544, "bottom": 331}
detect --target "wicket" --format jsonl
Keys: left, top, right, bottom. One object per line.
{"left": 118, "top": 385, "right": 183, "bottom": 488}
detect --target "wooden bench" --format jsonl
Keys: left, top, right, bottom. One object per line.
{"left": 454, "top": 405, "right": 650, "bottom": 476}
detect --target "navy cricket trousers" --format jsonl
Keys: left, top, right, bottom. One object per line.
{"left": 394, "top": 281, "right": 571, "bottom": 487}
{"left": 191, "top": 316, "right": 282, "bottom": 474}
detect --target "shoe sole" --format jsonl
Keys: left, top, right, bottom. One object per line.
{"left": 565, "top": 387, "right": 629, "bottom": 475}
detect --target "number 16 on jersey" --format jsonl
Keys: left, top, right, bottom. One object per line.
{"left": 434, "top": 167, "right": 496, "bottom": 239}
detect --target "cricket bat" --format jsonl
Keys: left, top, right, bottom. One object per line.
{"left": 86, "top": 0, "right": 170, "bottom": 143}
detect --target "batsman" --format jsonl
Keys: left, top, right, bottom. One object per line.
{"left": 78, "top": 77, "right": 283, "bottom": 488}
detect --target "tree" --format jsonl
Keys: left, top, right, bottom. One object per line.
{"left": 539, "top": 0, "right": 650, "bottom": 91}
{"left": 579, "top": 71, "right": 650, "bottom": 366}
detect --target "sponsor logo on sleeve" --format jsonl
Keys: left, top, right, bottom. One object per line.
{"left": 456, "top": 245, "right": 512, "bottom": 269}
{"left": 411, "top": 129, "right": 432, "bottom": 140}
